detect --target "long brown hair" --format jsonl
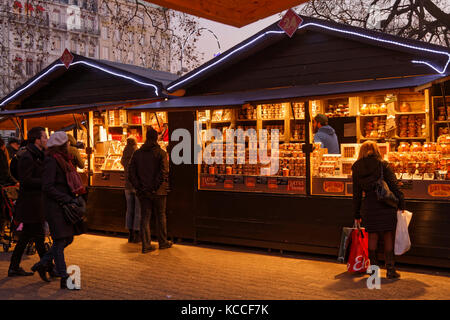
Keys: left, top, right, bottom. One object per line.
{"left": 358, "top": 141, "right": 382, "bottom": 161}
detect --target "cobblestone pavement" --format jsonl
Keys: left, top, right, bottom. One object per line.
{"left": 0, "top": 233, "right": 448, "bottom": 300}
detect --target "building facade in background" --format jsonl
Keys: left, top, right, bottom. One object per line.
{"left": 0, "top": 0, "right": 100, "bottom": 98}
{"left": 0, "top": 0, "right": 181, "bottom": 99}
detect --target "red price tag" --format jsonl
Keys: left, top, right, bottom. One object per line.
{"left": 224, "top": 179, "right": 233, "bottom": 189}
{"left": 268, "top": 178, "right": 278, "bottom": 189}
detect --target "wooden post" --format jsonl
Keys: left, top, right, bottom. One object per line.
{"left": 88, "top": 111, "right": 94, "bottom": 186}
{"left": 424, "top": 89, "right": 431, "bottom": 142}
{"left": 22, "top": 119, "right": 28, "bottom": 139}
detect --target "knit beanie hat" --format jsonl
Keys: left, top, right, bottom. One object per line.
{"left": 314, "top": 114, "right": 328, "bottom": 126}
{"left": 47, "top": 131, "right": 68, "bottom": 148}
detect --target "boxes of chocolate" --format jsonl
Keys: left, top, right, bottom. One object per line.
{"left": 291, "top": 123, "right": 305, "bottom": 141}
{"left": 292, "top": 102, "right": 305, "bottom": 119}
{"left": 261, "top": 104, "right": 285, "bottom": 120}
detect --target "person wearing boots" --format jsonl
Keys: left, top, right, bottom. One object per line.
{"left": 8, "top": 127, "right": 54, "bottom": 277}
{"left": 120, "top": 136, "right": 141, "bottom": 243}
{"left": 128, "top": 127, "right": 172, "bottom": 253}
{"left": 352, "top": 141, "right": 405, "bottom": 279}
{"left": 32, "top": 131, "right": 86, "bottom": 290}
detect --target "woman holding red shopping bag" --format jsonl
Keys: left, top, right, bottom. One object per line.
{"left": 352, "top": 141, "right": 405, "bottom": 279}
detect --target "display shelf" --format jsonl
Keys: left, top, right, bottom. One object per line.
{"left": 435, "top": 121, "right": 450, "bottom": 124}
{"left": 360, "top": 137, "right": 386, "bottom": 140}
{"left": 261, "top": 118, "right": 285, "bottom": 121}
{"left": 236, "top": 118, "right": 257, "bottom": 121}
{"left": 395, "top": 111, "right": 426, "bottom": 115}
{"left": 395, "top": 136, "right": 427, "bottom": 140}
{"left": 211, "top": 120, "right": 232, "bottom": 124}
{"left": 359, "top": 114, "right": 388, "bottom": 117}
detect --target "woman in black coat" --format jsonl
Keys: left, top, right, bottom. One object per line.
{"left": 32, "top": 132, "right": 85, "bottom": 290}
{"left": 352, "top": 141, "right": 405, "bottom": 279}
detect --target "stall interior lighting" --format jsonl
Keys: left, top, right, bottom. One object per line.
{"left": 167, "top": 20, "right": 450, "bottom": 91}
{"left": 1, "top": 60, "right": 159, "bottom": 107}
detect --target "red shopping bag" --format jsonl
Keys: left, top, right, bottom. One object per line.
{"left": 347, "top": 228, "right": 369, "bottom": 273}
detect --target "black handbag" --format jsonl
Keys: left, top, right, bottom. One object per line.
{"left": 61, "top": 196, "right": 87, "bottom": 235}
{"left": 375, "top": 162, "right": 398, "bottom": 208}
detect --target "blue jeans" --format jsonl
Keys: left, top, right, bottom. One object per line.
{"left": 40, "top": 236, "right": 73, "bottom": 277}
{"left": 125, "top": 189, "right": 141, "bottom": 231}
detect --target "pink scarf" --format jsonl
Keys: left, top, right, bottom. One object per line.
{"left": 52, "top": 152, "right": 86, "bottom": 195}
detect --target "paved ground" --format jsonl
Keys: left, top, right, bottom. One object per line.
{"left": 0, "top": 233, "right": 448, "bottom": 300}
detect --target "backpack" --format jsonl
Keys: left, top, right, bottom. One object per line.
{"left": 9, "top": 147, "right": 27, "bottom": 181}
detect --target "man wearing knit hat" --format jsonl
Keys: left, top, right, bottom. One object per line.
{"left": 313, "top": 114, "right": 340, "bottom": 154}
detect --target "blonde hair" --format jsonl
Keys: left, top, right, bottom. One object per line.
{"left": 358, "top": 140, "right": 382, "bottom": 160}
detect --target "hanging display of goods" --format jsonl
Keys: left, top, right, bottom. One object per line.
{"left": 379, "top": 103, "right": 387, "bottom": 113}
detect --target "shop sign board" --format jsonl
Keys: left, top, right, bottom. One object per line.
{"left": 278, "top": 8, "right": 303, "bottom": 38}
{"left": 287, "top": 179, "right": 305, "bottom": 192}
{"left": 60, "top": 48, "right": 74, "bottom": 69}
{"left": 323, "top": 181, "right": 345, "bottom": 193}
{"left": 428, "top": 184, "right": 450, "bottom": 197}
{"left": 201, "top": 175, "right": 216, "bottom": 187}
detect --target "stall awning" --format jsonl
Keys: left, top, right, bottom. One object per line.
{"left": 0, "top": 99, "right": 159, "bottom": 118}
{"left": 132, "top": 74, "right": 446, "bottom": 110}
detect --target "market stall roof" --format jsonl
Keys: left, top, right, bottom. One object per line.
{"left": 0, "top": 52, "right": 175, "bottom": 110}
{"left": 0, "top": 99, "right": 153, "bottom": 118}
{"left": 132, "top": 74, "right": 446, "bottom": 110}
{"left": 144, "top": 0, "right": 310, "bottom": 27}
{"left": 167, "top": 15, "right": 450, "bottom": 94}
{"left": 97, "top": 60, "right": 178, "bottom": 86}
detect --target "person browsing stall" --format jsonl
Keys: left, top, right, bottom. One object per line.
{"left": 312, "top": 114, "right": 340, "bottom": 154}
{"left": 352, "top": 141, "right": 405, "bottom": 279}
{"left": 128, "top": 127, "right": 172, "bottom": 253}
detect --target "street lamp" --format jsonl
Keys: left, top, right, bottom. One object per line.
{"left": 179, "top": 27, "right": 221, "bottom": 75}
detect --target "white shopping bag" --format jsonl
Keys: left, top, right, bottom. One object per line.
{"left": 394, "top": 210, "right": 413, "bottom": 255}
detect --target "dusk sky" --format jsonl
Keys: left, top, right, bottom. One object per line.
{"left": 195, "top": 13, "right": 282, "bottom": 64}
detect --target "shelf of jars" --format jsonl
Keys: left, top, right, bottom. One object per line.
{"left": 431, "top": 96, "right": 450, "bottom": 141}
{"left": 309, "top": 139, "right": 450, "bottom": 199}
{"left": 355, "top": 92, "right": 429, "bottom": 143}
{"left": 199, "top": 142, "right": 306, "bottom": 194}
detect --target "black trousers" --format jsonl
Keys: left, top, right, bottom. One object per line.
{"left": 139, "top": 195, "right": 168, "bottom": 250}
{"left": 9, "top": 222, "right": 47, "bottom": 269}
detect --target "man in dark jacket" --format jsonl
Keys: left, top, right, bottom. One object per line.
{"left": 8, "top": 127, "right": 49, "bottom": 277}
{"left": 313, "top": 114, "right": 340, "bottom": 154}
{"left": 128, "top": 127, "right": 171, "bottom": 253}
